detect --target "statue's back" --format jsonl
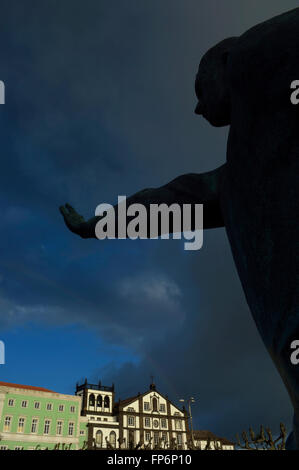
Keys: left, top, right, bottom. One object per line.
{"left": 220, "top": 8, "right": 299, "bottom": 447}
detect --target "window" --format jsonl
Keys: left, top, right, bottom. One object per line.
{"left": 109, "top": 431, "right": 116, "bottom": 447}
{"left": 89, "top": 394, "right": 95, "bottom": 407}
{"left": 127, "top": 407, "right": 134, "bottom": 412}
{"left": 17, "top": 417, "right": 25, "bottom": 433}
{"left": 21, "top": 400, "right": 28, "bottom": 408}
{"left": 177, "top": 434, "right": 182, "bottom": 445}
{"left": 104, "top": 396, "right": 110, "bottom": 408}
{"left": 145, "top": 432, "right": 151, "bottom": 442}
{"left": 103, "top": 418, "right": 108, "bottom": 422}
{"left": 174, "top": 412, "right": 180, "bottom": 416}
{"left": 144, "top": 402, "right": 150, "bottom": 411}
{"left": 96, "top": 395, "right": 102, "bottom": 407}
{"left": 152, "top": 397, "right": 158, "bottom": 412}
{"left": 97, "top": 417, "right": 101, "bottom": 421}
{"left": 96, "top": 430, "right": 103, "bottom": 447}
{"left": 31, "top": 418, "right": 38, "bottom": 433}
{"left": 34, "top": 401, "right": 40, "bottom": 410}
{"left": 0, "top": 446, "right": 8, "bottom": 450}
{"left": 56, "top": 421, "right": 63, "bottom": 435}
{"left": 80, "top": 430, "right": 85, "bottom": 435}
{"left": 161, "top": 418, "right": 167, "bottom": 428}
{"left": 14, "top": 446, "right": 23, "bottom": 450}
{"left": 46, "top": 403, "right": 53, "bottom": 411}
{"left": 68, "top": 422, "right": 74, "bottom": 436}
{"left": 4, "top": 416, "right": 12, "bottom": 432}
{"left": 70, "top": 405, "right": 75, "bottom": 413}
{"left": 175, "top": 420, "right": 182, "bottom": 430}
{"left": 159, "top": 403, "right": 166, "bottom": 412}
{"left": 144, "top": 417, "right": 150, "bottom": 427}
{"left": 58, "top": 404, "right": 64, "bottom": 412}
{"left": 8, "top": 399, "right": 14, "bottom": 407}
{"left": 154, "top": 432, "right": 159, "bottom": 446}
{"left": 44, "top": 420, "right": 51, "bottom": 434}
{"left": 128, "top": 416, "right": 135, "bottom": 426}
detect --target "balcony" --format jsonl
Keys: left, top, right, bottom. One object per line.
{"left": 76, "top": 381, "right": 114, "bottom": 393}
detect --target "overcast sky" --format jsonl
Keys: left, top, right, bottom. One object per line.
{"left": 0, "top": 0, "right": 297, "bottom": 440}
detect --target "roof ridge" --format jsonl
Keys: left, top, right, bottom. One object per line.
{"left": 193, "top": 429, "right": 235, "bottom": 445}
{"left": 0, "top": 381, "right": 56, "bottom": 393}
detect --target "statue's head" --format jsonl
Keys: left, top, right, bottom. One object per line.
{"left": 195, "top": 37, "right": 238, "bottom": 127}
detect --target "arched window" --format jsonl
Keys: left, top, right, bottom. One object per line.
{"left": 96, "top": 395, "right": 102, "bottom": 408}
{"left": 104, "top": 395, "right": 110, "bottom": 408}
{"left": 96, "top": 430, "right": 103, "bottom": 447}
{"left": 89, "top": 393, "right": 95, "bottom": 407}
{"left": 109, "top": 431, "right": 116, "bottom": 447}
{"left": 152, "top": 397, "right": 158, "bottom": 412}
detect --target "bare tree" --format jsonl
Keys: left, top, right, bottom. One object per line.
{"left": 236, "top": 423, "right": 287, "bottom": 450}
{"left": 144, "top": 436, "right": 153, "bottom": 450}
{"left": 105, "top": 436, "right": 114, "bottom": 450}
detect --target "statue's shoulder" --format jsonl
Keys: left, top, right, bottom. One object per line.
{"left": 231, "top": 7, "right": 299, "bottom": 60}
{"left": 227, "top": 8, "right": 299, "bottom": 118}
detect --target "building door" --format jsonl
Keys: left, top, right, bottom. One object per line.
{"left": 154, "top": 432, "right": 159, "bottom": 448}
{"left": 177, "top": 433, "right": 183, "bottom": 450}
{"left": 109, "top": 431, "right": 116, "bottom": 448}
{"left": 95, "top": 430, "right": 103, "bottom": 448}
{"left": 128, "top": 430, "right": 135, "bottom": 449}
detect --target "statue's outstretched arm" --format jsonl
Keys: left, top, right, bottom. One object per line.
{"left": 59, "top": 164, "right": 226, "bottom": 239}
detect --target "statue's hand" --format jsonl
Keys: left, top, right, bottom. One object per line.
{"left": 59, "top": 203, "right": 86, "bottom": 237}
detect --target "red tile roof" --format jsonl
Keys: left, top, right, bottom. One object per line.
{"left": 119, "top": 395, "right": 139, "bottom": 404}
{"left": 0, "top": 381, "right": 56, "bottom": 393}
{"left": 112, "top": 395, "right": 142, "bottom": 412}
{"left": 193, "top": 430, "right": 235, "bottom": 446}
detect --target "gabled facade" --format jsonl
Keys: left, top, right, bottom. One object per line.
{"left": 115, "top": 383, "right": 189, "bottom": 450}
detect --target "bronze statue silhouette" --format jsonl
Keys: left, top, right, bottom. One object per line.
{"left": 60, "top": 8, "right": 299, "bottom": 449}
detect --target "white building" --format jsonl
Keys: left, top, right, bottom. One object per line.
{"left": 76, "top": 380, "right": 189, "bottom": 449}
{"left": 193, "top": 430, "right": 235, "bottom": 450}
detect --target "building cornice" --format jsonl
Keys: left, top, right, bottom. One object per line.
{"left": 0, "top": 386, "right": 81, "bottom": 401}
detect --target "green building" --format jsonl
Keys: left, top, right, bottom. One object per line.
{"left": 0, "top": 382, "right": 82, "bottom": 450}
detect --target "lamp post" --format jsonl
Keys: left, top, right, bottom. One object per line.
{"left": 179, "top": 397, "right": 195, "bottom": 448}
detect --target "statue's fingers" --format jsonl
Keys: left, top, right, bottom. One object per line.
{"left": 65, "top": 203, "right": 77, "bottom": 214}
{"left": 59, "top": 205, "right": 69, "bottom": 217}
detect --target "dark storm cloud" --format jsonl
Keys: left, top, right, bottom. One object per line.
{"left": 100, "top": 230, "right": 291, "bottom": 438}
{"left": 0, "top": 0, "right": 297, "bottom": 438}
